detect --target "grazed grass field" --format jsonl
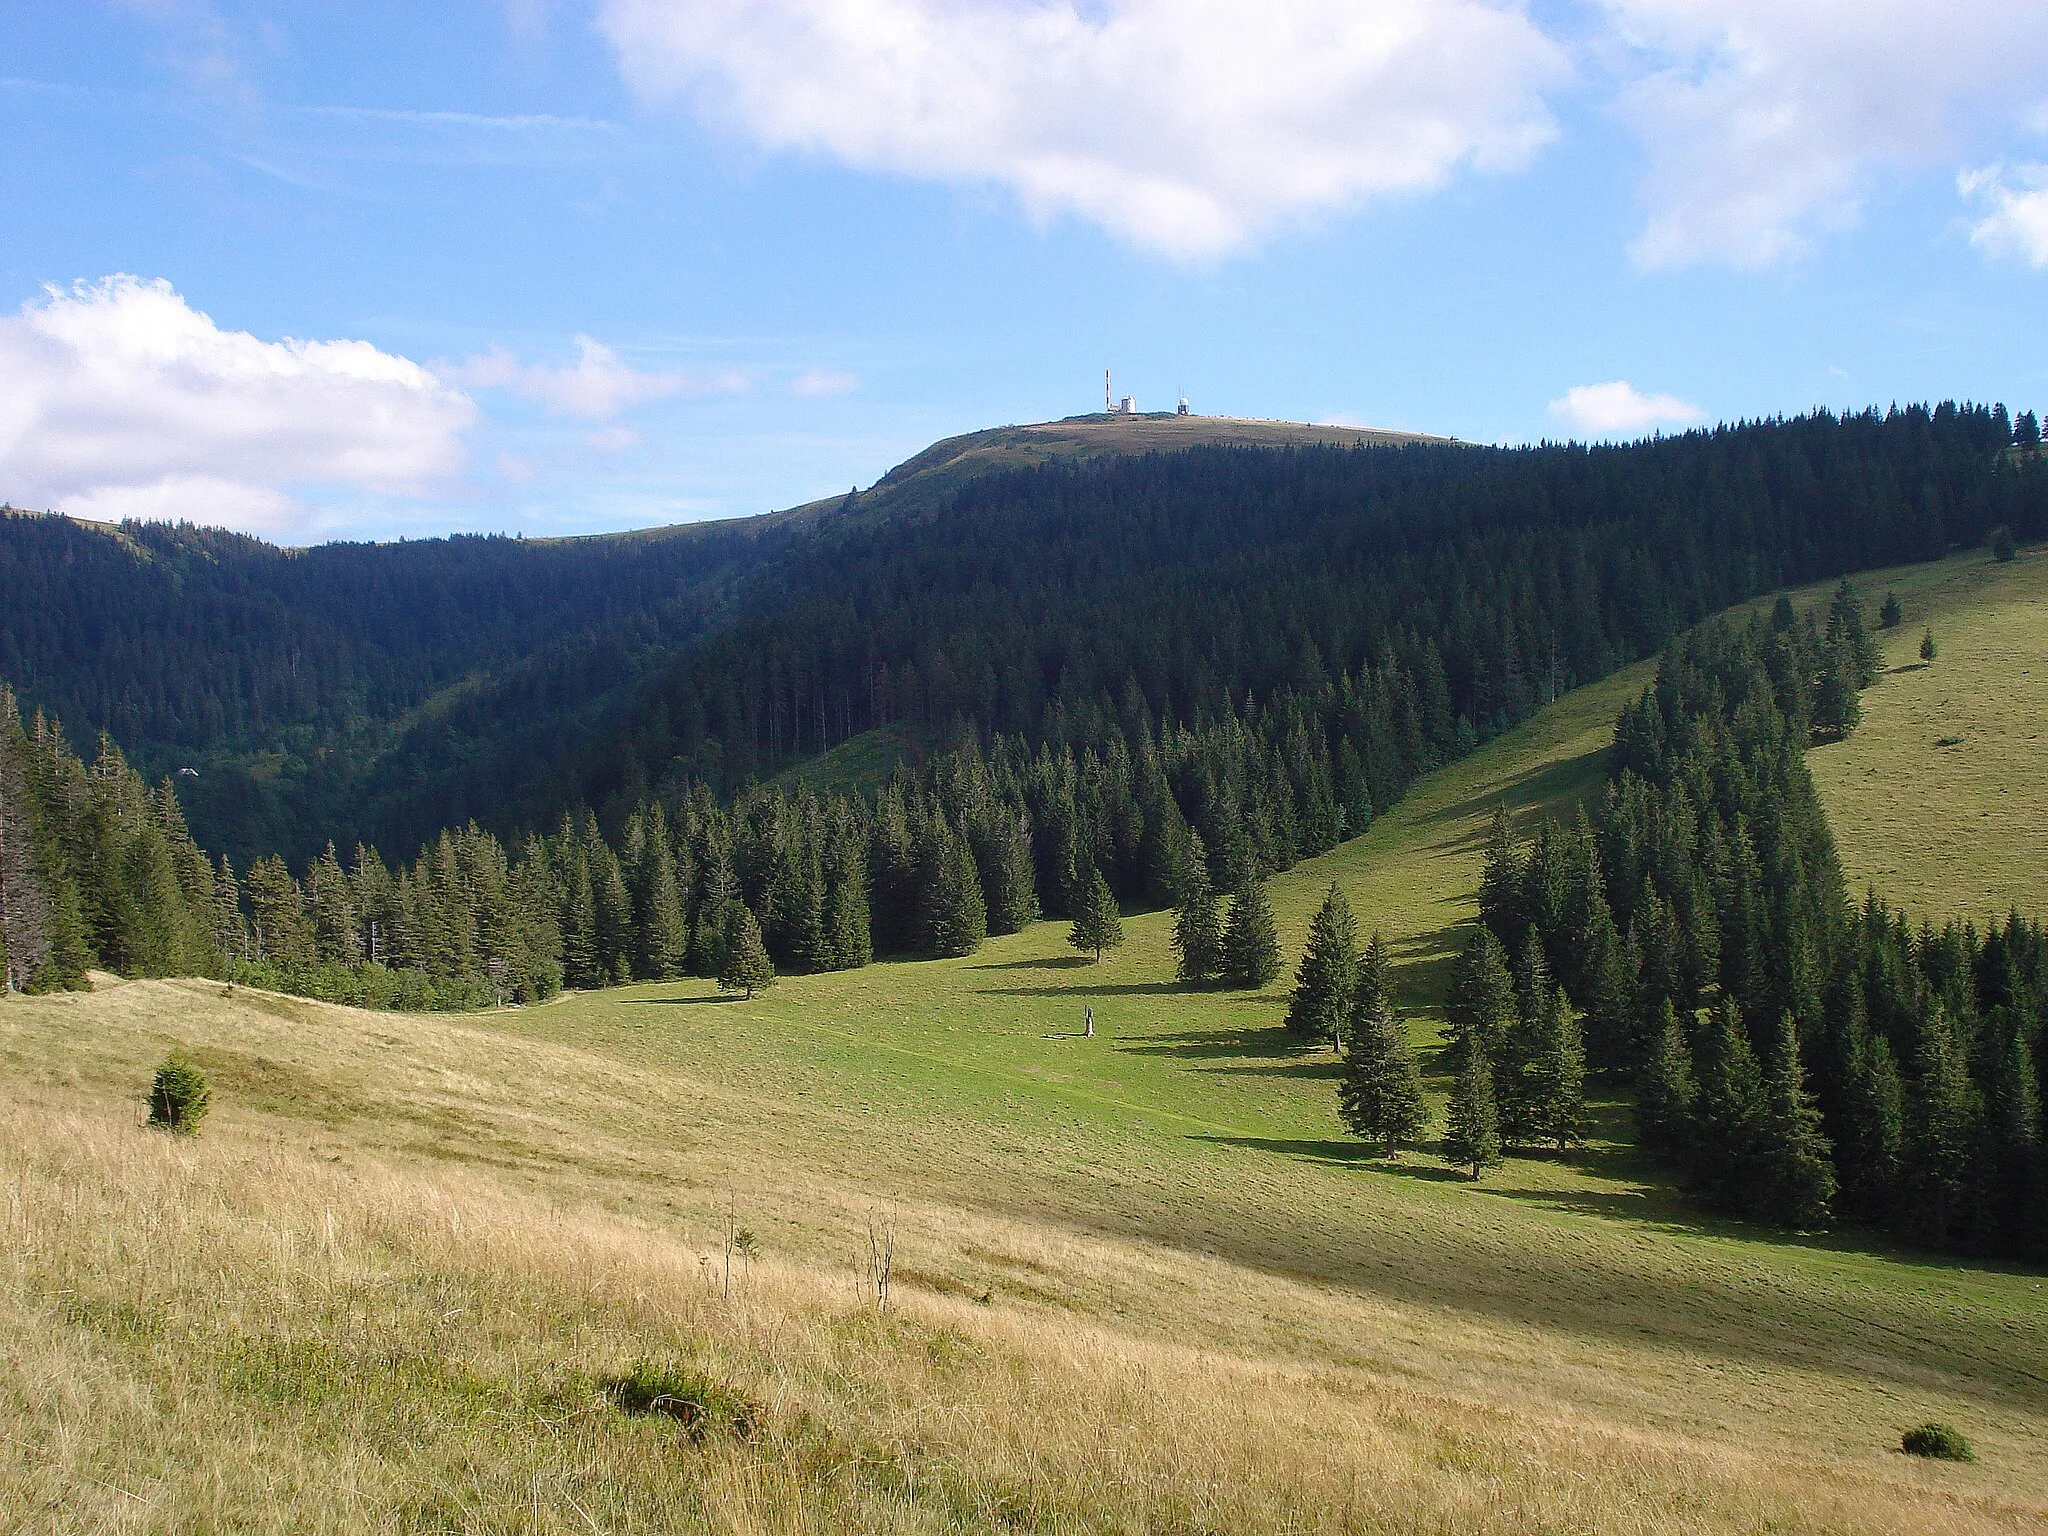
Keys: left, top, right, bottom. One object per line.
{"left": 1807, "top": 545, "right": 2048, "bottom": 922}
{"left": 6, "top": 554, "right": 2048, "bottom": 1532}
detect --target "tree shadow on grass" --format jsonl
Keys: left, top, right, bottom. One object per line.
{"left": 1191, "top": 1135, "right": 1471, "bottom": 1181}
{"left": 968, "top": 955, "right": 1093, "bottom": 971}
{"left": 1189, "top": 1058, "right": 1346, "bottom": 1081}
{"left": 974, "top": 981, "right": 1187, "bottom": 999}
{"left": 1889, "top": 661, "right": 1931, "bottom": 675}
{"left": 1117, "top": 1023, "right": 1320, "bottom": 1061}
{"left": 620, "top": 995, "right": 738, "bottom": 1006}
{"left": 1417, "top": 743, "right": 1612, "bottom": 856}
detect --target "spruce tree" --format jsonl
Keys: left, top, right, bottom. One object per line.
{"left": 1443, "top": 927, "right": 1517, "bottom": 1060}
{"left": 1977, "top": 1019, "right": 2041, "bottom": 1259}
{"left": 1338, "top": 999, "right": 1427, "bottom": 1156}
{"left": 1755, "top": 1013, "right": 1836, "bottom": 1229}
{"left": 1826, "top": 578, "right": 1883, "bottom": 687}
{"left": 1833, "top": 1020, "right": 1905, "bottom": 1224}
{"left": 1066, "top": 863, "right": 1124, "bottom": 962}
{"left": 1171, "top": 866, "right": 1223, "bottom": 984}
{"left": 1496, "top": 933, "right": 1553, "bottom": 1146}
{"left": 641, "top": 843, "right": 689, "bottom": 979}
{"left": 979, "top": 809, "right": 1040, "bottom": 936}
{"left": 1905, "top": 1007, "right": 1982, "bottom": 1247}
{"left": 1811, "top": 648, "right": 1862, "bottom": 740}
{"left": 1443, "top": 1037, "right": 1504, "bottom": 1180}
{"left": 1476, "top": 805, "right": 1524, "bottom": 951}
{"left": 1529, "top": 984, "right": 1587, "bottom": 1150}
{"left": 1578, "top": 896, "right": 1636, "bottom": 1076}
{"left": 1692, "top": 1000, "right": 1769, "bottom": 1212}
{"left": 1879, "top": 591, "right": 1903, "bottom": 629}
{"left": 1285, "top": 883, "right": 1357, "bottom": 1044}
{"left": 560, "top": 853, "right": 601, "bottom": 989}
{"left": 820, "top": 828, "right": 873, "bottom": 970}
{"left": 1219, "top": 876, "right": 1282, "bottom": 988}
{"left": 1635, "top": 999, "right": 1698, "bottom": 1164}
{"left": 1920, "top": 628, "right": 1937, "bottom": 663}
{"left": 918, "top": 814, "right": 988, "bottom": 958}
{"left": 1355, "top": 931, "right": 1393, "bottom": 1024}
{"left": 717, "top": 902, "right": 775, "bottom": 999}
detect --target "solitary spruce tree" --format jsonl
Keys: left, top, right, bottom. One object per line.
{"left": 1443, "top": 1037, "right": 1504, "bottom": 1180}
{"left": 1171, "top": 867, "right": 1223, "bottom": 984}
{"left": 1286, "top": 883, "right": 1357, "bottom": 1044}
{"left": 1339, "top": 999, "right": 1427, "bottom": 1157}
{"left": 1067, "top": 863, "right": 1124, "bottom": 962}
{"left": 1879, "top": 591, "right": 1903, "bottom": 629}
{"left": 718, "top": 902, "right": 775, "bottom": 999}
{"left": 1920, "top": 628, "right": 1937, "bottom": 663}
{"left": 1220, "top": 877, "right": 1282, "bottom": 988}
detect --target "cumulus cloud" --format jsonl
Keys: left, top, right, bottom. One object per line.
{"left": 1603, "top": 0, "right": 2048, "bottom": 270}
{"left": 1548, "top": 380, "right": 1704, "bottom": 436}
{"left": 452, "top": 336, "right": 744, "bottom": 418}
{"left": 1961, "top": 163, "right": 2048, "bottom": 267}
{"left": 789, "top": 367, "right": 857, "bottom": 398}
{"left": 596, "top": 0, "right": 1568, "bottom": 260}
{"left": 0, "top": 276, "right": 474, "bottom": 535}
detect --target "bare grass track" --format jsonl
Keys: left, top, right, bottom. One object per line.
{"left": 7, "top": 550, "right": 2048, "bottom": 1530}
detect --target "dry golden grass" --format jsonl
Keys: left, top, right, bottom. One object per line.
{"left": 5, "top": 1064, "right": 2036, "bottom": 1536}
{"left": 6, "top": 970, "right": 2046, "bottom": 1534}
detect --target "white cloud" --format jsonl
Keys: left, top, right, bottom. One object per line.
{"left": 790, "top": 367, "right": 858, "bottom": 398}
{"left": 0, "top": 276, "right": 474, "bottom": 536}
{"left": 452, "top": 336, "right": 744, "bottom": 419}
{"left": 1603, "top": 0, "right": 2048, "bottom": 270}
{"left": 596, "top": 0, "right": 1568, "bottom": 260}
{"left": 1548, "top": 380, "right": 1704, "bottom": 436}
{"left": 1961, "top": 163, "right": 2048, "bottom": 267}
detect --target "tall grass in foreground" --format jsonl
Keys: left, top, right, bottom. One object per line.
{"left": 2, "top": 1093, "right": 2027, "bottom": 1535}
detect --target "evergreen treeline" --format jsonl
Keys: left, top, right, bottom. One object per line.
{"left": 0, "top": 685, "right": 225, "bottom": 992}
{"left": 6, "top": 405, "right": 2041, "bottom": 869}
{"left": 1475, "top": 595, "right": 2048, "bottom": 1255}
{"left": 0, "top": 654, "right": 1453, "bottom": 1004}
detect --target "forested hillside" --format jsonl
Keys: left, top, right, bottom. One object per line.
{"left": 2, "top": 405, "right": 2035, "bottom": 874}
{"left": 0, "top": 512, "right": 785, "bottom": 865}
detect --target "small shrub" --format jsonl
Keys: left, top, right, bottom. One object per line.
{"left": 1990, "top": 524, "right": 2017, "bottom": 562}
{"left": 1901, "top": 1422, "right": 1974, "bottom": 1462}
{"left": 602, "top": 1362, "right": 763, "bottom": 1441}
{"left": 147, "top": 1056, "right": 210, "bottom": 1134}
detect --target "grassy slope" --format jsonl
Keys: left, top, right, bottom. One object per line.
{"left": 7, "top": 560, "right": 2048, "bottom": 1532}
{"left": 1807, "top": 545, "right": 2048, "bottom": 921}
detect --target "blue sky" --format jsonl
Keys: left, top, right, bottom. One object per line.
{"left": 1, "top": 0, "right": 2044, "bottom": 542}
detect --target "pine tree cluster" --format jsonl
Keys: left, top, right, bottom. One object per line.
{"left": 1474, "top": 607, "right": 2048, "bottom": 1251}
{"left": 0, "top": 686, "right": 222, "bottom": 993}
